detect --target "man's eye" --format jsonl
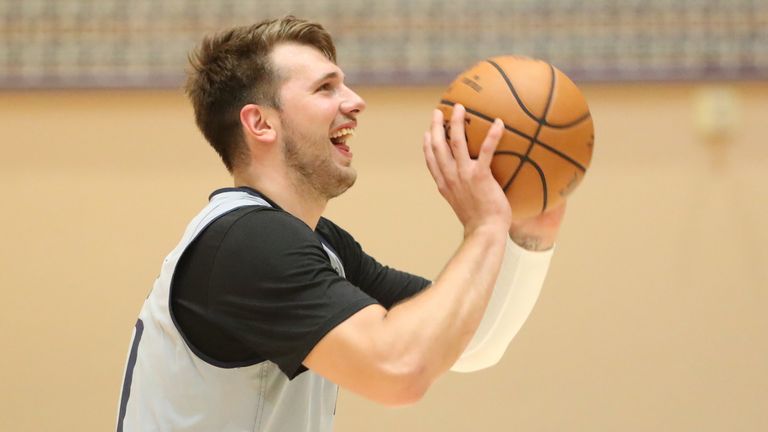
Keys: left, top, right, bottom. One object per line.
{"left": 318, "top": 83, "right": 333, "bottom": 92}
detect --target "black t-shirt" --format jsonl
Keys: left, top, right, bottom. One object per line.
{"left": 171, "top": 188, "right": 430, "bottom": 379}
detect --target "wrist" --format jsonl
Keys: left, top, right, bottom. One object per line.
{"left": 508, "top": 231, "right": 554, "bottom": 251}
{"left": 464, "top": 221, "right": 509, "bottom": 241}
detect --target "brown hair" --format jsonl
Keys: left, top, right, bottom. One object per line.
{"left": 185, "top": 16, "right": 337, "bottom": 172}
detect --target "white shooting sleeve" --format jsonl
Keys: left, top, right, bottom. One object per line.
{"left": 451, "top": 237, "right": 553, "bottom": 372}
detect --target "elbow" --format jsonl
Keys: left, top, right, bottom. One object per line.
{"left": 386, "top": 373, "right": 429, "bottom": 407}
{"left": 373, "top": 360, "right": 432, "bottom": 407}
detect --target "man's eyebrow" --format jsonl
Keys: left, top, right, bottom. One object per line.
{"left": 311, "top": 71, "right": 343, "bottom": 87}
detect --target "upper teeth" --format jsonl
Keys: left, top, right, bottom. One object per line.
{"left": 331, "top": 128, "right": 355, "bottom": 139}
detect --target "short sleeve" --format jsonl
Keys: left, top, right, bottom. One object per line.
{"left": 172, "top": 207, "right": 379, "bottom": 379}
{"left": 316, "top": 218, "right": 431, "bottom": 308}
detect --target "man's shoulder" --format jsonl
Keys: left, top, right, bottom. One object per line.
{"left": 210, "top": 205, "right": 315, "bottom": 244}
{"left": 316, "top": 217, "right": 364, "bottom": 264}
{"left": 316, "top": 217, "right": 355, "bottom": 244}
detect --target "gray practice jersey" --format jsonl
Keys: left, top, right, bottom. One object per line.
{"left": 116, "top": 191, "right": 343, "bottom": 432}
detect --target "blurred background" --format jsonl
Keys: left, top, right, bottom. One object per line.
{"left": 1, "top": 0, "right": 766, "bottom": 430}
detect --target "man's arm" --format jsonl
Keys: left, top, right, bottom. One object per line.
{"left": 304, "top": 106, "right": 510, "bottom": 405}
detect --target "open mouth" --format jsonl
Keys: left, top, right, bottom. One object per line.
{"left": 330, "top": 127, "right": 355, "bottom": 145}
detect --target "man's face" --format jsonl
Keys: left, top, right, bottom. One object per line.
{"left": 270, "top": 43, "right": 366, "bottom": 200}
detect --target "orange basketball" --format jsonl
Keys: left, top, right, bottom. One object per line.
{"left": 438, "top": 55, "right": 594, "bottom": 218}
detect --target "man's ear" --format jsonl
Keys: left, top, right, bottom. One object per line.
{"left": 240, "top": 104, "right": 277, "bottom": 144}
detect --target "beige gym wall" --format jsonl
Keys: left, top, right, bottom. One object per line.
{"left": 1, "top": 83, "right": 766, "bottom": 431}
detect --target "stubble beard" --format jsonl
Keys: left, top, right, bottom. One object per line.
{"left": 281, "top": 120, "right": 357, "bottom": 201}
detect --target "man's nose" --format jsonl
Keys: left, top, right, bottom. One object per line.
{"left": 340, "top": 86, "right": 366, "bottom": 115}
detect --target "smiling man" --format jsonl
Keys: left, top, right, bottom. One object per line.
{"left": 116, "top": 16, "right": 565, "bottom": 432}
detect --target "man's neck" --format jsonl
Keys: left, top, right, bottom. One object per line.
{"left": 233, "top": 169, "right": 327, "bottom": 231}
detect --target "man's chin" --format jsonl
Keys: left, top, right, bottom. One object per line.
{"left": 328, "top": 171, "right": 356, "bottom": 198}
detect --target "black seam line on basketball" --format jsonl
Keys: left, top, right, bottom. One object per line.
{"left": 495, "top": 153, "right": 548, "bottom": 212}
{"left": 502, "top": 64, "right": 556, "bottom": 192}
{"left": 493, "top": 149, "right": 526, "bottom": 181}
{"left": 493, "top": 151, "right": 526, "bottom": 192}
{"left": 493, "top": 150, "right": 524, "bottom": 193}
{"left": 486, "top": 60, "right": 540, "bottom": 123}
{"left": 544, "top": 112, "right": 592, "bottom": 129}
{"left": 439, "top": 100, "right": 587, "bottom": 173}
{"left": 534, "top": 141, "right": 587, "bottom": 172}
{"left": 527, "top": 157, "right": 549, "bottom": 213}
{"left": 439, "top": 100, "right": 533, "bottom": 143}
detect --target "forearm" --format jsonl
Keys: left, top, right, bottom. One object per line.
{"left": 451, "top": 236, "right": 553, "bottom": 372}
{"left": 378, "top": 225, "right": 507, "bottom": 383}
{"left": 445, "top": 203, "right": 565, "bottom": 372}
